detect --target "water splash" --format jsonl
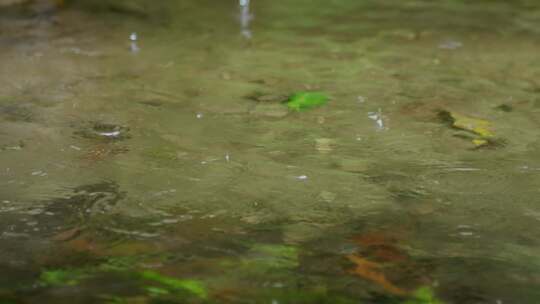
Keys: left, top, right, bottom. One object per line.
{"left": 368, "top": 108, "right": 385, "bottom": 131}
{"left": 129, "top": 32, "right": 140, "bottom": 53}
{"left": 239, "top": 0, "right": 253, "bottom": 39}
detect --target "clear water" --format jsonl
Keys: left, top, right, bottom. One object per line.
{"left": 1, "top": 0, "right": 540, "bottom": 303}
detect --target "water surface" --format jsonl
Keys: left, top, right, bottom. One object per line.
{"left": 1, "top": 0, "right": 540, "bottom": 303}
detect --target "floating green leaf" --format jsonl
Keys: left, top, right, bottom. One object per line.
{"left": 286, "top": 92, "right": 329, "bottom": 111}
{"left": 140, "top": 271, "right": 207, "bottom": 299}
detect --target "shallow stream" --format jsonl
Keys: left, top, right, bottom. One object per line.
{"left": 1, "top": 0, "right": 540, "bottom": 303}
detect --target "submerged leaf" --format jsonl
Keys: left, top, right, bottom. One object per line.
{"left": 140, "top": 271, "right": 207, "bottom": 298}
{"left": 145, "top": 286, "right": 170, "bottom": 296}
{"left": 439, "top": 111, "right": 493, "bottom": 138}
{"left": 403, "top": 286, "right": 445, "bottom": 304}
{"left": 286, "top": 92, "right": 329, "bottom": 111}
{"left": 472, "top": 138, "right": 488, "bottom": 147}
{"left": 40, "top": 269, "right": 89, "bottom": 286}
{"left": 347, "top": 254, "right": 407, "bottom": 296}
{"left": 438, "top": 110, "right": 502, "bottom": 147}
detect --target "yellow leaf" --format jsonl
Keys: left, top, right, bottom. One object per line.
{"left": 472, "top": 138, "right": 488, "bottom": 147}
{"left": 445, "top": 111, "right": 494, "bottom": 138}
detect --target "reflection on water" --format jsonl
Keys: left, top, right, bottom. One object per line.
{"left": 1, "top": 0, "right": 540, "bottom": 303}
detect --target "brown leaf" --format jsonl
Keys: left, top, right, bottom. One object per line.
{"left": 347, "top": 254, "right": 407, "bottom": 296}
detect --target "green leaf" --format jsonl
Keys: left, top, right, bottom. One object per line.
{"left": 286, "top": 92, "right": 329, "bottom": 111}
{"left": 145, "top": 286, "right": 170, "bottom": 296}
{"left": 140, "top": 271, "right": 207, "bottom": 299}
{"left": 403, "top": 286, "right": 445, "bottom": 304}
{"left": 40, "top": 269, "right": 89, "bottom": 286}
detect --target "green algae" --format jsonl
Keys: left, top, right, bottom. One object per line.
{"left": 140, "top": 271, "right": 208, "bottom": 299}
{"left": 145, "top": 286, "right": 170, "bottom": 296}
{"left": 38, "top": 261, "right": 208, "bottom": 300}
{"left": 40, "top": 269, "right": 90, "bottom": 287}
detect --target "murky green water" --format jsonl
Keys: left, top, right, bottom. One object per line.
{"left": 1, "top": 0, "right": 540, "bottom": 303}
